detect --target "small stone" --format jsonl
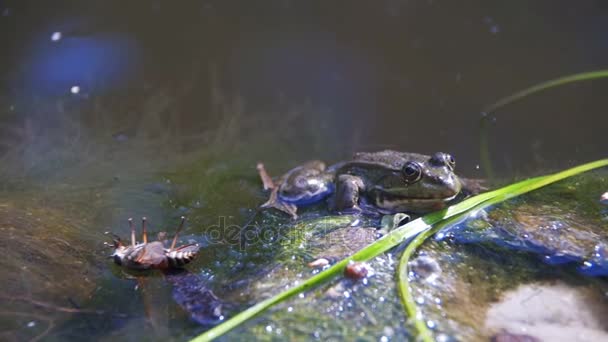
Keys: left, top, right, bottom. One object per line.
{"left": 491, "top": 331, "right": 540, "bottom": 342}
{"left": 344, "top": 262, "right": 368, "bottom": 280}
{"left": 409, "top": 255, "right": 442, "bottom": 281}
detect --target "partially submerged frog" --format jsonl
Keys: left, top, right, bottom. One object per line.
{"left": 258, "top": 150, "right": 477, "bottom": 219}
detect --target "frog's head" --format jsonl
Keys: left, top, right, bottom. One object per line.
{"left": 375, "top": 152, "right": 462, "bottom": 213}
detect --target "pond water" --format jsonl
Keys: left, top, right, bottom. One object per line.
{"left": 1, "top": 1, "right": 607, "bottom": 341}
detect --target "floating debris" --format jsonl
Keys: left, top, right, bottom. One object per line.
{"left": 308, "top": 258, "right": 330, "bottom": 268}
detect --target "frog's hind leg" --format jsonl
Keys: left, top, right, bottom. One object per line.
{"left": 331, "top": 174, "right": 365, "bottom": 214}
{"left": 256, "top": 162, "right": 276, "bottom": 190}
{"left": 459, "top": 177, "right": 488, "bottom": 196}
{"left": 257, "top": 162, "right": 299, "bottom": 219}
{"left": 260, "top": 187, "right": 299, "bottom": 219}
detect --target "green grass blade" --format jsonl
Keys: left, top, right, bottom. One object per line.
{"left": 480, "top": 70, "right": 608, "bottom": 179}
{"left": 192, "top": 159, "right": 608, "bottom": 342}
{"left": 398, "top": 214, "right": 468, "bottom": 342}
{"left": 483, "top": 70, "right": 608, "bottom": 114}
{"left": 397, "top": 158, "right": 608, "bottom": 341}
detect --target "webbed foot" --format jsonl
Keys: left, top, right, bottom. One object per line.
{"left": 257, "top": 162, "right": 299, "bottom": 219}
{"left": 260, "top": 188, "right": 299, "bottom": 219}
{"left": 330, "top": 174, "right": 365, "bottom": 214}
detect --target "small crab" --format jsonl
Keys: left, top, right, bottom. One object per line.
{"left": 110, "top": 216, "right": 200, "bottom": 270}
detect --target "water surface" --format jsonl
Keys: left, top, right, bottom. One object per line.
{"left": 1, "top": 1, "right": 607, "bottom": 341}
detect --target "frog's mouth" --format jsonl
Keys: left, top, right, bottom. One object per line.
{"left": 373, "top": 191, "right": 459, "bottom": 213}
{"left": 438, "top": 194, "right": 458, "bottom": 202}
{"left": 381, "top": 194, "right": 457, "bottom": 203}
{"left": 377, "top": 188, "right": 459, "bottom": 201}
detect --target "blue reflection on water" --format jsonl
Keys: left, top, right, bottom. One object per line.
{"left": 439, "top": 219, "right": 608, "bottom": 277}
{"left": 21, "top": 30, "right": 141, "bottom": 95}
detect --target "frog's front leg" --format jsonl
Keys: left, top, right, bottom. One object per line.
{"left": 332, "top": 174, "right": 365, "bottom": 213}
{"left": 260, "top": 185, "right": 299, "bottom": 219}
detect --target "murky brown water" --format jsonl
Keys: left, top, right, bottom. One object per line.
{"left": 3, "top": 1, "right": 608, "bottom": 172}
{"left": 1, "top": 1, "right": 607, "bottom": 341}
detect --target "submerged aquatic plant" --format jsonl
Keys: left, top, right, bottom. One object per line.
{"left": 190, "top": 159, "right": 608, "bottom": 342}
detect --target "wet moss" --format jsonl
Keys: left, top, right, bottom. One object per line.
{"left": 0, "top": 199, "right": 105, "bottom": 341}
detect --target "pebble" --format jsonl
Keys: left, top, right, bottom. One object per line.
{"left": 344, "top": 262, "right": 368, "bottom": 280}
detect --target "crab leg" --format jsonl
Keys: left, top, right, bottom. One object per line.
{"left": 129, "top": 218, "right": 136, "bottom": 247}
{"left": 169, "top": 216, "right": 186, "bottom": 251}
{"left": 142, "top": 217, "right": 148, "bottom": 243}
{"left": 106, "top": 231, "right": 124, "bottom": 248}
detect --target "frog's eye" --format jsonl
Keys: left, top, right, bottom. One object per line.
{"left": 402, "top": 162, "right": 422, "bottom": 184}
{"left": 430, "top": 152, "right": 455, "bottom": 170}
{"left": 446, "top": 154, "right": 456, "bottom": 170}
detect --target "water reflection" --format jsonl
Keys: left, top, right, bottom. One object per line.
{"left": 22, "top": 31, "right": 141, "bottom": 95}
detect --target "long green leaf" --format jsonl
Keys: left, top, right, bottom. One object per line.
{"left": 397, "top": 158, "right": 608, "bottom": 341}
{"left": 192, "top": 159, "right": 608, "bottom": 342}
{"left": 483, "top": 70, "right": 608, "bottom": 114}
{"left": 480, "top": 69, "right": 608, "bottom": 179}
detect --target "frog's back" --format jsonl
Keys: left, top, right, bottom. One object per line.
{"left": 351, "top": 150, "right": 428, "bottom": 169}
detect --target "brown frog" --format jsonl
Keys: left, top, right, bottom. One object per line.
{"left": 258, "top": 150, "right": 471, "bottom": 219}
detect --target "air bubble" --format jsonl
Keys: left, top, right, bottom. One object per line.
{"left": 51, "top": 31, "right": 62, "bottom": 41}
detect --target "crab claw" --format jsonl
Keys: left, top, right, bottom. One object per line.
{"left": 105, "top": 231, "right": 124, "bottom": 248}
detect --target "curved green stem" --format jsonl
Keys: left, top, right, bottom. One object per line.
{"left": 483, "top": 70, "right": 608, "bottom": 114}
{"left": 479, "top": 69, "right": 608, "bottom": 179}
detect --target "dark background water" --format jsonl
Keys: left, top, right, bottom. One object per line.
{"left": 1, "top": 1, "right": 608, "bottom": 341}
{"left": 2, "top": 0, "right": 607, "bottom": 176}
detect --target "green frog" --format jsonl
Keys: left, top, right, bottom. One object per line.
{"left": 258, "top": 150, "right": 474, "bottom": 219}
